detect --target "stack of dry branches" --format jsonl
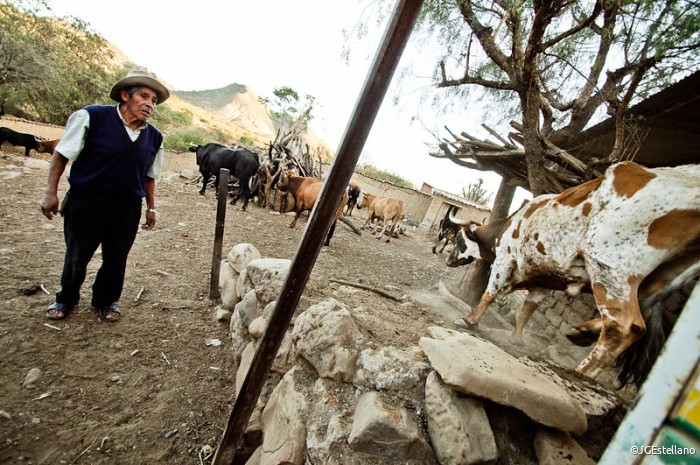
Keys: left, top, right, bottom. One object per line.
{"left": 257, "top": 108, "right": 325, "bottom": 208}
{"left": 431, "top": 121, "right": 605, "bottom": 194}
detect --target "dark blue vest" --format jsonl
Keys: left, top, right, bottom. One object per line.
{"left": 68, "top": 105, "right": 163, "bottom": 202}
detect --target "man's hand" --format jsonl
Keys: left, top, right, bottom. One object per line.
{"left": 40, "top": 193, "right": 59, "bottom": 220}
{"left": 142, "top": 210, "right": 156, "bottom": 230}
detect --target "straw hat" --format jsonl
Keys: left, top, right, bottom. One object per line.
{"left": 109, "top": 69, "right": 170, "bottom": 104}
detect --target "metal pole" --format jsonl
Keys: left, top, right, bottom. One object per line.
{"left": 209, "top": 168, "right": 230, "bottom": 300}
{"left": 212, "top": 1, "right": 425, "bottom": 463}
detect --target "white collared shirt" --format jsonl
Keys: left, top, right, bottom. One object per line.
{"left": 56, "top": 105, "right": 164, "bottom": 179}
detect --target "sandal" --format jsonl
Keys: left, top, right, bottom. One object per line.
{"left": 46, "top": 302, "right": 74, "bottom": 320}
{"left": 95, "top": 303, "right": 121, "bottom": 323}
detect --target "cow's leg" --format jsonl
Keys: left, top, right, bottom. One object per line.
{"left": 383, "top": 219, "right": 398, "bottom": 243}
{"left": 289, "top": 210, "right": 301, "bottom": 228}
{"left": 200, "top": 172, "right": 210, "bottom": 195}
{"left": 324, "top": 222, "right": 337, "bottom": 246}
{"left": 566, "top": 318, "right": 603, "bottom": 347}
{"left": 454, "top": 292, "right": 496, "bottom": 329}
{"left": 576, "top": 280, "right": 645, "bottom": 378}
{"left": 375, "top": 216, "right": 389, "bottom": 240}
{"left": 24, "top": 146, "right": 31, "bottom": 157}
{"left": 511, "top": 288, "right": 547, "bottom": 343}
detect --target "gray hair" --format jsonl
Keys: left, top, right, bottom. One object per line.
{"left": 124, "top": 86, "right": 158, "bottom": 104}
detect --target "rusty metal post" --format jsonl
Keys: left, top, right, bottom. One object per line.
{"left": 209, "top": 168, "right": 229, "bottom": 300}
{"left": 212, "top": 1, "right": 424, "bottom": 463}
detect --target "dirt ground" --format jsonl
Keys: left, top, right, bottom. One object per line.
{"left": 0, "top": 135, "right": 476, "bottom": 464}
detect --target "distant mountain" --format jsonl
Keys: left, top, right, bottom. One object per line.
{"left": 106, "top": 42, "right": 333, "bottom": 155}
{"left": 174, "top": 84, "right": 276, "bottom": 138}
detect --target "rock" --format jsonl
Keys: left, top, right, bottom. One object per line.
{"left": 227, "top": 243, "right": 261, "bottom": 273}
{"left": 260, "top": 367, "right": 308, "bottom": 465}
{"left": 347, "top": 391, "right": 435, "bottom": 463}
{"left": 425, "top": 371, "right": 498, "bottom": 464}
{"left": 354, "top": 346, "right": 429, "bottom": 396}
{"left": 219, "top": 259, "right": 240, "bottom": 310}
{"left": 215, "top": 306, "right": 232, "bottom": 322}
{"left": 237, "top": 342, "right": 257, "bottom": 396}
{"left": 22, "top": 368, "right": 42, "bottom": 388}
{"left": 249, "top": 316, "right": 267, "bottom": 339}
{"left": 235, "top": 289, "right": 261, "bottom": 329}
{"left": 419, "top": 327, "right": 588, "bottom": 435}
{"left": 229, "top": 309, "right": 251, "bottom": 362}
{"left": 292, "top": 299, "right": 363, "bottom": 383}
{"left": 271, "top": 332, "right": 295, "bottom": 374}
{"left": 246, "top": 258, "right": 291, "bottom": 306}
{"left": 236, "top": 268, "right": 253, "bottom": 300}
{"left": 534, "top": 428, "right": 596, "bottom": 465}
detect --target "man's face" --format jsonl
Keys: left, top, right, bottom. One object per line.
{"left": 121, "top": 87, "right": 158, "bottom": 122}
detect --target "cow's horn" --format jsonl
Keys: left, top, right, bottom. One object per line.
{"left": 449, "top": 211, "right": 469, "bottom": 226}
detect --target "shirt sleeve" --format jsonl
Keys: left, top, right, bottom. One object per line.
{"left": 55, "top": 109, "right": 89, "bottom": 161}
{"left": 147, "top": 145, "right": 164, "bottom": 179}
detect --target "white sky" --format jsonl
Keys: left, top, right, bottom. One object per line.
{"left": 46, "top": 0, "right": 531, "bottom": 206}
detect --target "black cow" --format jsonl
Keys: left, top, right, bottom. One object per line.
{"left": 0, "top": 127, "right": 40, "bottom": 156}
{"left": 432, "top": 206, "right": 460, "bottom": 254}
{"left": 344, "top": 181, "right": 361, "bottom": 216}
{"left": 189, "top": 143, "right": 260, "bottom": 210}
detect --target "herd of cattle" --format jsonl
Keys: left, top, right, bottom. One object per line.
{"left": 5, "top": 129, "right": 698, "bottom": 388}
{"left": 188, "top": 142, "right": 407, "bottom": 246}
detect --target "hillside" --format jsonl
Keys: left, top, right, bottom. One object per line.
{"left": 105, "top": 42, "right": 334, "bottom": 155}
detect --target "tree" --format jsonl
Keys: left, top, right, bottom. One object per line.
{"left": 462, "top": 177, "right": 492, "bottom": 205}
{"left": 365, "top": 0, "right": 700, "bottom": 196}
{"left": 450, "top": 0, "right": 698, "bottom": 195}
{"left": 263, "top": 86, "right": 316, "bottom": 126}
{"left": 0, "top": 0, "right": 121, "bottom": 124}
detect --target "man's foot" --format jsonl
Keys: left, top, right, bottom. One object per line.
{"left": 95, "top": 303, "right": 121, "bottom": 323}
{"left": 46, "top": 302, "right": 74, "bottom": 320}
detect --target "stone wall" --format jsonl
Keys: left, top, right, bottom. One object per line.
{"left": 214, "top": 242, "right": 625, "bottom": 465}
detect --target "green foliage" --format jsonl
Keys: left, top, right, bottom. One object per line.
{"left": 0, "top": 1, "right": 122, "bottom": 124}
{"left": 265, "top": 85, "right": 315, "bottom": 124}
{"left": 238, "top": 134, "right": 256, "bottom": 148}
{"left": 163, "top": 127, "right": 230, "bottom": 152}
{"left": 357, "top": 164, "right": 415, "bottom": 189}
{"left": 150, "top": 105, "right": 192, "bottom": 129}
{"left": 461, "top": 178, "right": 492, "bottom": 206}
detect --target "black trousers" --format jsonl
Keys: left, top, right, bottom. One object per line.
{"left": 56, "top": 193, "right": 142, "bottom": 308}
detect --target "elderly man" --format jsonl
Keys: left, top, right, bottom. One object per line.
{"left": 40, "top": 69, "right": 169, "bottom": 322}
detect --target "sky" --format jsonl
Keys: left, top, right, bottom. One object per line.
{"left": 46, "top": 0, "right": 530, "bottom": 207}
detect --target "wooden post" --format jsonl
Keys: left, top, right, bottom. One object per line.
{"left": 209, "top": 168, "right": 229, "bottom": 300}
{"left": 211, "top": 1, "right": 425, "bottom": 464}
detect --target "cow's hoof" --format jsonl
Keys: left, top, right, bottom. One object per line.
{"left": 453, "top": 318, "right": 473, "bottom": 330}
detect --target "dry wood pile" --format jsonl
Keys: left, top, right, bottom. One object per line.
{"left": 431, "top": 121, "right": 605, "bottom": 194}
{"left": 257, "top": 108, "right": 326, "bottom": 209}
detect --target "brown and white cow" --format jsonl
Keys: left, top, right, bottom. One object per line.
{"left": 446, "top": 161, "right": 700, "bottom": 382}
{"left": 277, "top": 171, "right": 348, "bottom": 246}
{"left": 357, "top": 192, "right": 404, "bottom": 243}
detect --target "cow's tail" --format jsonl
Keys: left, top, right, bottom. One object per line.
{"left": 616, "top": 267, "right": 700, "bottom": 387}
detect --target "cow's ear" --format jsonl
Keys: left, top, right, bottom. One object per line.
{"left": 465, "top": 222, "right": 478, "bottom": 239}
